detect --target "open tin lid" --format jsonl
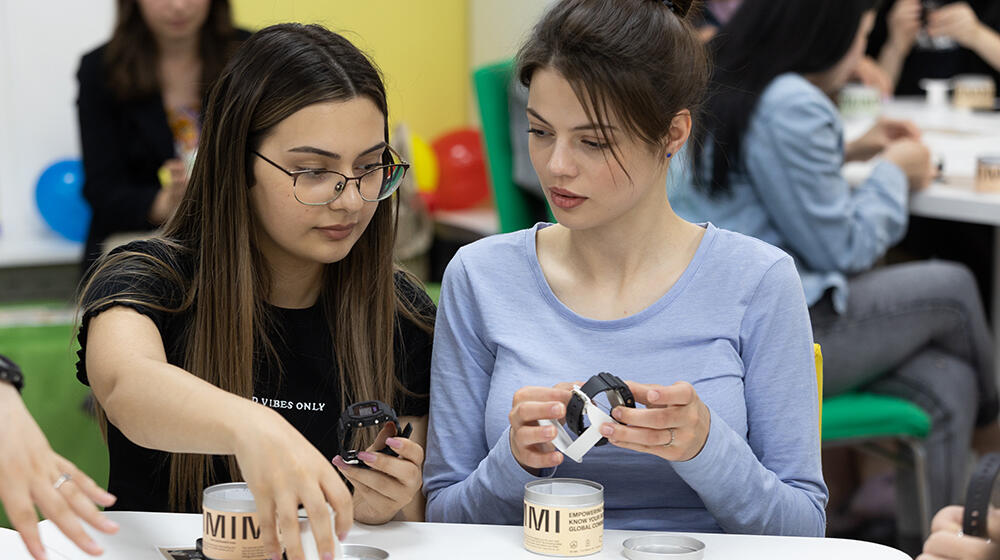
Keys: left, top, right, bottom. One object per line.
{"left": 622, "top": 535, "right": 706, "bottom": 559}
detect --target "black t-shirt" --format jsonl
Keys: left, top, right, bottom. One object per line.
{"left": 76, "top": 240, "right": 434, "bottom": 512}
{"left": 867, "top": 0, "right": 1000, "bottom": 96}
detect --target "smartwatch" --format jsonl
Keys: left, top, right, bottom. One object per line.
{"left": 565, "top": 372, "right": 634, "bottom": 446}
{"left": 337, "top": 400, "right": 412, "bottom": 469}
{"left": 0, "top": 354, "right": 24, "bottom": 393}
{"left": 963, "top": 452, "right": 1000, "bottom": 538}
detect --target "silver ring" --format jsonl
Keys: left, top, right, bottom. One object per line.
{"left": 664, "top": 428, "right": 676, "bottom": 448}
{"left": 53, "top": 473, "right": 72, "bottom": 490}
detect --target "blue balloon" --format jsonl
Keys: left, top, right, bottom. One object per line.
{"left": 35, "top": 159, "right": 90, "bottom": 242}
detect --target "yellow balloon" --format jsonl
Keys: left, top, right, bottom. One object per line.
{"left": 410, "top": 134, "right": 439, "bottom": 193}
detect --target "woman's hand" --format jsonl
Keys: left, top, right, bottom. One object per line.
{"left": 149, "top": 158, "right": 189, "bottom": 224}
{"left": 599, "top": 381, "right": 711, "bottom": 462}
{"left": 0, "top": 383, "right": 119, "bottom": 559}
{"left": 882, "top": 138, "right": 935, "bottom": 191}
{"left": 846, "top": 117, "right": 922, "bottom": 163}
{"left": 927, "top": 3, "right": 986, "bottom": 50}
{"left": 234, "top": 406, "right": 352, "bottom": 560}
{"left": 508, "top": 385, "right": 575, "bottom": 474}
{"left": 332, "top": 423, "right": 425, "bottom": 525}
{"left": 919, "top": 505, "right": 1000, "bottom": 560}
{"left": 851, "top": 56, "right": 894, "bottom": 97}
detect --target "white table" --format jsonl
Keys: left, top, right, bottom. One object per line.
{"left": 21, "top": 511, "right": 910, "bottom": 560}
{"left": 844, "top": 98, "right": 1000, "bottom": 377}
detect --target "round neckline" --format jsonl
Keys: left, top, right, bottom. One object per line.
{"left": 524, "top": 222, "right": 717, "bottom": 331}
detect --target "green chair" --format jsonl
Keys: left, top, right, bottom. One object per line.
{"left": 472, "top": 60, "right": 552, "bottom": 233}
{"left": 821, "top": 391, "right": 933, "bottom": 539}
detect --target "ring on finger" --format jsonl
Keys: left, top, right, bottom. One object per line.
{"left": 53, "top": 472, "right": 73, "bottom": 490}
{"left": 663, "top": 428, "right": 676, "bottom": 448}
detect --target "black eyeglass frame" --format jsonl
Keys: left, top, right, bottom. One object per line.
{"left": 252, "top": 146, "right": 410, "bottom": 205}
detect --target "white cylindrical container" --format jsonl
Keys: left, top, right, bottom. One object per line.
{"left": 524, "top": 479, "right": 604, "bottom": 557}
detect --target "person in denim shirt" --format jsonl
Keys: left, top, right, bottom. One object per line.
{"left": 672, "top": 0, "right": 999, "bottom": 549}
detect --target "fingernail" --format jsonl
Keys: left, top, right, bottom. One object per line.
{"left": 332, "top": 455, "right": 345, "bottom": 466}
{"left": 358, "top": 451, "right": 378, "bottom": 462}
{"left": 649, "top": 390, "right": 661, "bottom": 402}
{"left": 323, "top": 553, "right": 334, "bottom": 560}
{"left": 101, "top": 490, "right": 117, "bottom": 504}
{"left": 612, "top": 408, "right": 622, "bottom": 420}
{"left": 385, "top": 437, "right": 403, "bottom": 449}
{"left": 86, "top": 540, "right": 102, "bottom": 554}
{"left": 271, "top": 554, "right": 282, "bottom": 560}
{"left": 551, "top": 404, "right": 562, "bottom": 415}
{"left": 103, "top": 518, "right": 120, "bottom": 531}
{"left": 600, "top": 425, "right": 614, "bottom": 437}
{"left": 544, "top": 426, "right": 556, "bottom": 437}
{"left": 338, "top": 531, "right": 349, "bottom": 541}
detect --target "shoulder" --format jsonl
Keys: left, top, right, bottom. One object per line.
{"left": 701, "top": 225, "right": 798, "bottom": 290}
{"left": 393, "top": 270, "right": 436, "bottom": 320}
{"left": 81, "top": 238, "right": 193, "bottom": 311}
{"left": 78, "top": 43, "right": 109, "bottom": 84}
{"left": 755, "top": 73, "right": 837, "bottom": 125}
{"left": 448, "top": 227, "right": 534, "bottom": 277}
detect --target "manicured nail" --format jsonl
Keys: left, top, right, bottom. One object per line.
{"left": 649, "top": 390, "right": 661, "bottom": 402}
{"left": 323, "top": 553, "right": 334, "bottom": 560}
{"left": 612, "top": 408, "right": 622, "bottom": 420}
{"left": 85, "top": 540, "right": 102, "bottom": 554}
{"left": 103, "top": 518, "right": 120, "bottom": 531}
{"left": 338, "top": 531, "right": 349, "bottom": 541}
{"left": 357, "top": 451, "right": 378, "bottom": 463}
{"left": 600, "top": 425, "right": 614, "bottom": 437}
{"left": 551, "top": 404, "right": 562, "bottom": 415}
{"left": 385, "top": 437, "right": 404, "bottom": 449}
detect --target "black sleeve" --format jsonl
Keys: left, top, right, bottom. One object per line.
{"left": 76, "top": 49, "right": 161, "bottom": 233}
{"left": 392, "top": 272, "right": 436, "bottom": 418}
{"left": 75, "top": 240, "right": 187, "bottom": 386}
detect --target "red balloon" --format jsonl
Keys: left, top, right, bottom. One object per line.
{"left": 431, "top": 129, "right": 490, "bottom": 211}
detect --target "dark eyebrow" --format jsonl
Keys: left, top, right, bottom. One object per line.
{"left": 287, "top": 141, "right": 386, "bottom": 160}
{"left": 526, "top": 107, "right": 618, "bottom": 133}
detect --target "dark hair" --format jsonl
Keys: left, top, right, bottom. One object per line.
{"left": 693, "top": 0, "right": 881, "bottom": 197}
{"left": 82, "top": 23, "right": 432, "bottom": 511}
{"left": 104, "top": 0, "right": 238, "bottom": 100}
{"left": 516, "top": 0, "right": 708, "bottom": 177}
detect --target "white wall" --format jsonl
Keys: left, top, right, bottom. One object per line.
{"left": 0, "top": 0, "right": 115, "bottom": 266}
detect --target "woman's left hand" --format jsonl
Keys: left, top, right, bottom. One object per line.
{"left": 599, "top": 381, "right": 711, "bottom": 462}
{"left": 332, "top": 423, "right": 424, "bottom": 525}
{"left": 927, "top": 3, "right": 986, "bottom": 50}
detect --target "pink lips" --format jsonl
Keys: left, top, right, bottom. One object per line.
{"left": 315, "top": 223, "right": 356, "bottom": 240}
{"left": 549, "top": 187, "right": 588, "bottom": 210}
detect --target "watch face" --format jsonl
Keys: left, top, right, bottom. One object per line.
{"left": 352, "top": 403, "right": 381, "bottom": 417}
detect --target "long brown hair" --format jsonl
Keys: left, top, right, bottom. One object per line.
{"left": 104, "top": 0, "right": 238, "bottom": 101}
{"left": 80, "top": 23, "right": 433, "bottom": 511}
{"left": 516, "top": 0, "right": 709, "bottom": 177}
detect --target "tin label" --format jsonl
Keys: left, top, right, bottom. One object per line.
{"left": 977, "top": 159, "right": 1000, "bottom": 193}
{"left": 202, "top": 506, "right": 267, "bottom": 560}
{"left": 523, "top": 501, "right": 604, "bottom": 556}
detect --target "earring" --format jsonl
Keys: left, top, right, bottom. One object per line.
{"left": 666, "top": 152, "right": 673, "bottom": 159}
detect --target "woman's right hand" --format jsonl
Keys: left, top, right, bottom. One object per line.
{"left": 508, "top": 385, "right": 574, "bottom": 474}
{"left": 235, "top": 406, "right": 353, "bottom": 560}
{"left": 882, "top": 138, "right": 934, "bottom": 191}
{"left": 148, "top": 158, "right": 188, "bottom": 224}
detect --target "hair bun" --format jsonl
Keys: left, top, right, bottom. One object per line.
{"left": 659, "top": 0, "right": 695, "bottom": 18}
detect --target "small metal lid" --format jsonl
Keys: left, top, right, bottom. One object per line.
{"left": 203, "top": 482, "right": 257, "bottom": 513}
{"left": 341, "top": 544, "right": 390, "bottom": 559}
{"left": 622, "top": 535, "right": 706, "bottom": 560}
{"left": 524, "top": 478, "right": 603, "bottom": 508}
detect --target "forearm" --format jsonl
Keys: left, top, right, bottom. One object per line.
{"left": 970, "top": 23, "right": 1000, "bottom": 73}
{"left": 877, "top": 41, "right": 910, "bottom": 90}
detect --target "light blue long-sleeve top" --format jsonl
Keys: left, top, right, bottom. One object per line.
{"left": 423, "top": 222, "right": 828, "bottom": 536}
{"left": 670, "top": 73, "right": 909, "bottom": 313}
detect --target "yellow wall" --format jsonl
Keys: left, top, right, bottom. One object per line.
{"left": 231, "top": 0, "right": 469, "bottom": 141}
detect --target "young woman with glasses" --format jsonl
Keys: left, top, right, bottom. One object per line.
{"left": 424, "top": 0, "right": 826, "bottom": 536}
{"left": 76, "top": 24, "right": 434, "bottom": 560}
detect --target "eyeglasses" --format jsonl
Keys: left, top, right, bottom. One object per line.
{"left": 253, "top": 146, "right": 410, "bottom": 205}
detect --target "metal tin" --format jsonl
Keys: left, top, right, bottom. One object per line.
{"left": 622, "top": 535, "right": 706, "bottom": 560}
{"left": 976, "top": 156, "right": 1000, "bottom": 193}
{"left": 341, "top": 544, "right": 391, "bottom": 559}
{"left": 202, "top": 483, "right": 267, "bottom": 560}
{"left": 524, "top": 479, "right": 604, "bottom": 557}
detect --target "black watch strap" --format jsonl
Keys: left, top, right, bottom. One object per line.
{"left": 566, "top": 372, "right": 634, "bottom": 445}
{"left": 963, "top": 452, "right": 1000, "bottom": 538}
{"left": 0, "top": 354, "right": 24, "bottom": 393}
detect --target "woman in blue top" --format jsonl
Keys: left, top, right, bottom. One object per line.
{"left": 671, "top": 0, "right": 999, "bottom": 546}
{"left": 424, "top": 0, "right": 827, "bottom": 536}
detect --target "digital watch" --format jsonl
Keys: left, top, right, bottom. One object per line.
{"left": 963, "top": 452, "right": 1000, "bottom": 538}
{"left": 565, "top": 372, "right": 634, "bottom": 446}
{"left": 337, "top": 400, "right": 412, "bottom": 469}
{"left": 0, "top": 354, "right": 24, "bottom": 393}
